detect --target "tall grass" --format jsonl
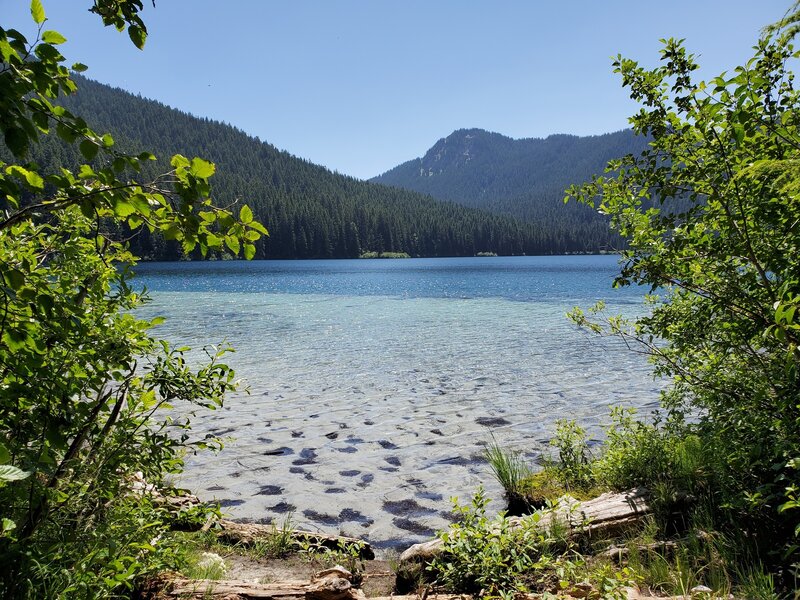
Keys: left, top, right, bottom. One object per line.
{"left": 483, "top": 439, "right": 534, "bottom": 514}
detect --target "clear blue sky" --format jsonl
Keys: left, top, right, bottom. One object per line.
{"left": 1, "top": 1, "right": 790, "bottom": 179}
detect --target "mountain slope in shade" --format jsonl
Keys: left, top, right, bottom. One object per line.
{"left": 372, "top": 127, "right": 645, "bottom": 225}
{"left": 3, "top": 77, "right": 629, "bottom": 257}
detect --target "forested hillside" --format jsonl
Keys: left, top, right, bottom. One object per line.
{"left": 2, "top": 77, "right": 622, "bottom": 259}
{"left": 373, "top": 128, "right": 646, "bottom": 232}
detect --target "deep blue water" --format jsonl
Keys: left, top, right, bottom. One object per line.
{"left": 133, "top": 255, "right": 640, "bottom": 303}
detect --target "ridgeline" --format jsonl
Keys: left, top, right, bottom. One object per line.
{"left": 8, "top": 77, "right": 631, "bottom": 259}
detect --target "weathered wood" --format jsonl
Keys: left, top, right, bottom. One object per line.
{"left": 399, "top": 488, "right": 651, "bottom": 565}
{"left": 147, "top": 567, "right": 366, "bottom": 600}
{"left": 217, "top": 520, "right": 375, "bottom": 560}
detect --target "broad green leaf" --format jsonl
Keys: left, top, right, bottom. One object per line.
{"left": 204, "top": 232, "right": 221, "bottom": 248}
{"left": 162, "top": 224, "right": 180, "bottom": 240}
{"left": 140, "top": 389, "right": 157, "bottom": 410}
{"left": 3, "top": 268, "right": 25, "bottom": 290}
{"left": 190, "top": 157, "right": 215, "bottom": 178}
{"left": 733, "top": 123, "right": 744, "bottom": 145}
{"left": 0, "top": 442, "right": 9, "bottom": 465}
{"left": 170, "top": 154, "right": 190, "bottom": 170}
{"left": 32, "top": 111, "right": 49, "bottom": 132}
{"left": 249, "top": 221, "right": 268, "bottom": 235}
{"left": 23, "top": 169, "right": 43, "bottom": 190}
{"left": 79, "top": 139, "right": 99, "bottom": 160}
{"left": 41, "top": 30, "right": 66, "bottom": 45}
{"left": 6, "top": 165, "right": 40, "bottom": 189}
{"left": 30, "top": 0, "right": 45, "bottom": 24}
{"left": 79, "top": 198, "right": 94, "bottom": 218}
{"left": 128, "top": 25, "right": 146, "bottom": 49}
{"left": 2, "top": 518, "right": 16, "bottom": 533}
{"left": 113, "top": 200, "right": 136, "bottom": 218}
{"left": 71, "top": 62, "right": 88, "bottom": 72}
{"left": 56, "top": 122, "right": 78, "bottom": 143}
{"left": 0, "top": 465, "right": 30, "bottom": 483}
{"left": 0, "top": 39, "right": 18, "bottom": 62}
{"left": 243, "top": 243, "right": 256, "bottom": 260}
{"left": 101, "top": 133, "right": 114, "bottom": 148}
{"left": 78, "top": 164, "right": 95, "bottom": 179}
{"left": 239, "top": 204, "right": 253, "bottom": 224}
{"left": 129, "top": 193, "right": 151, "bottom": 215}
{"left": 224, "top": 235, "right": 240, "bottom": 255}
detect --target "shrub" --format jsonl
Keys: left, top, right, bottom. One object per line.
{"left": 0, "top": 2, "right": 264, "bottom": 596}
{"left": 428, "top": 488, "right": 552, "bottom": 597}
{"left": 551, "top": 420, "right": 594, "bottom": 491}
{"left": 592, "top": 408, "right": 671, "bottom": 490}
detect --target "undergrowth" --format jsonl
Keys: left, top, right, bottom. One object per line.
{"left": 426, "top": 487, "right": 636, "bottom": 599}
{"left": 475, "top": 409, "right": 799, "bottom": 598}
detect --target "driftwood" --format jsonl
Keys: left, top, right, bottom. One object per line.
{"left": 399, "top": 488, "right": 651, "bottom": 565}
{"left": 147, "top": 566, "right": 365, "bottom": 600}
{"left": 216, "top": 520, "right": 375, "bottom": 560}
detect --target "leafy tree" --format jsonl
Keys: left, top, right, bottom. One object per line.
{"left": 0, "top": 1, "right": 265, "bottom": 596}
{"left": 568, "top": 21, "right": 800, "bottom": 564}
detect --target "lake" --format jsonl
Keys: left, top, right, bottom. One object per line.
{"left": 133, "top": 255, "right": 661, "bottom": 550}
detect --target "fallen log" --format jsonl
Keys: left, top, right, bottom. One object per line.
{"left": 146, "top": 566, "right": 365, "bottom": 600}
{"left": 217, "top": 520, "right": 375, "bottom": 560}
{"left": 399, "top": 488, "right": 650, "bottom": 566}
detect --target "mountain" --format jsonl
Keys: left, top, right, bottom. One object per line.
{"left": 372, "top": 128, "right": 647, "bottom": 242}
{"left": 4, "top": 78, "right": 626, "bottom": 258}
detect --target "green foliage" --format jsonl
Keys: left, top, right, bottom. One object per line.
{"left": 566, "top": 19, "right": 800, "bottom": 567}
{"left": 298, "top": 538, "right": 367, "bottom": 582}
{"left": 247, "top": 516, "right": 297, "bottom": 560}
{"left": 428, "top": 488, "right": 634, "bottom": 598}
{"left": 428, "top": 488, "right": 552, "bottom": 597}
{"left": 622, "top": 526, "right": 789, "bottom": 599}
{"left": 0, "top": 1, "right": 264, "bottom": 596}
{"left": 551, "top": 419, "right": 594, "bottom": 491}
{"left": 517, "top": 469, "right": 572, "bottom": 508}
{"left": 591, "top": 408, "right": 675, "bottom": 491}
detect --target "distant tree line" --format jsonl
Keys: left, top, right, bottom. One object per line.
{"left": 1, "top": 77, "right": 625, "bottom": 259}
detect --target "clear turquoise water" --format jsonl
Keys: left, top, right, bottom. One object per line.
{"left": 133, "top": 256, "right": 660, "bottom": 549}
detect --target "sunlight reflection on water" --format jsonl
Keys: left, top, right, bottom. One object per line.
{"left": 133, "top": 257, "right": 661, "bottom": 550}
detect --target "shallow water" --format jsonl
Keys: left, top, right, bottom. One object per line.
{"left": 133, "top": 256, "right": 661, "bottom": 549}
